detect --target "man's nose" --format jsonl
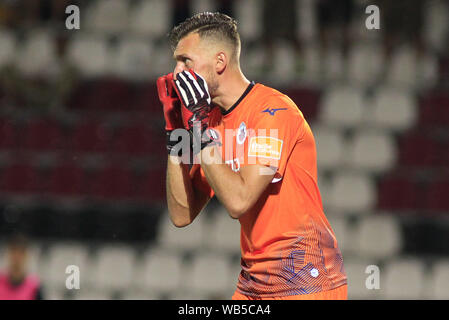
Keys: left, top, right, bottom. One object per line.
{"left": 173, "top": 64, "right": 187, "bottom": 80}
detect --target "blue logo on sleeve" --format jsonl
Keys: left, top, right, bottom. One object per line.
{"left": 262, "top": 107, "right": 288, "bottom": 116}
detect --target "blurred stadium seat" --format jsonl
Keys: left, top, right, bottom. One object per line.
{"left": 428, "top": 259, "right": 449, "bottom": 299}
{"left": 112, "top": 37, "right": 153, "bottom": 80}
{"left": 369, "top": 87, "right": 417, "bottom": 132}
{"left": 327, "top": 171, "right": 376, "bottom": 213}
{"left": 156, "top": 214, "right": 208, "bottom": 251}
{"left": 234, "top": 0, "right": 261, "bottom": 41}
{"left": 42, "top": 243, "right": 90, "bottom": 289}
{"left": 0, "top": 28, "right": 15, "bottom": 67}
{"left": 353, "top": 215, "right": 402, "bottom": 260}
{"left": 320, "top": 86, "right": 365, "bottom": 128}
{"left": 85, "top": 0, "right": 130, "bottom": 35}
{"left": 382, "top": 258, "right": 426, "bottom": 299}
{"left": 184, "top": 252, "right": 231, "bottom": 296}
{"left": 344, "top": 129, "right": 396, "bottom": 173}
{"left": 129, "top": 0, "right": 171, "bottom": 38}
{"left": 313, "top": 125, "right": 345, "bottom": 170}
{"left": 90, "top": 245, "right": 136, "bottom": 292}
{"left": 345, "top": 258, "right": 380, "bottom": 299}
{"left": 16, "top": 29, "right": 56, "bottom": 77}
{"left": 326, "top": 215, "right": 355, "bottom": 256}
{"left": 207, "top": 208, "right": 240, "bottom": 254}
{"left": 135, "top": 248, "right": 183, "bottom": 293}
{"left": 67, "top": 34, "right": 112, "bottom": 77}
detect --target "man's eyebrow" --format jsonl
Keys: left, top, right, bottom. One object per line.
{"left": 173, "top": 54, "right": 190, "bottom": 61}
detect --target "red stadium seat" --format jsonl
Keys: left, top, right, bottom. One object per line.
{"left": 0, "top": 118, "right": 18, "bottom": 150}
{"left": 398, "top": 132, "right": 441, "bottom": 168}
{"left": 23, "top": 119, "right": 65, "bottom": 151}
{"left": 112, "top": 124, "right": 156, "bottom": 156}
{"left": 89, "top": 165, "right": 134, "bottom": 199}
{"left": 47, "top": 162, "right": 86, "bottom": 196}
{"left": 134, "top": 167, "right": 166, "bottom": 203}
{"left": 133, "top": 82, "right": 160, "bottom": 113}
{"left": 377, "top": 174, "right": 422, "bottom": 211}
{"left": 88, "top": 78, "right": 134, "bottom": 111}
{"left": 419, "top": 92, "right": 449, "bottom": 127}
{"left": 282, "top": 87, "right": 321, "bottom": 122}
{"left": 69, "top": 120, "right": 112, "bottom": 153}
{"left": 67, "top": 78, "right": 133, "bottom": 111}
{"left": 0, "top": 163, "right": 39, "bottom": 194}
{"left": 424, "top": 178, "right": 449, "bottom": 212}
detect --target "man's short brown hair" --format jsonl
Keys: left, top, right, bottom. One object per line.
{"left": 168, "top": 12, "right": 241, "bottom": 61}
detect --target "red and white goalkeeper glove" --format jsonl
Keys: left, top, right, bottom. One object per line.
{"left": 156, "top": 72, "right": 183, "bottom": 153}
{"left": 172, "top": 70, "right": 221, "bottom": 154}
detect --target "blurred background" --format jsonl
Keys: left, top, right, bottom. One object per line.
{"left": 0, "top": 0, "right": 448, "bottom": 300}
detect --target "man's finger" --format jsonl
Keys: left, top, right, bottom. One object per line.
{"left": 178, "top": 72, "right": 198, "bottom": 105}
{"left": 156, "top": 76, "right": 168, "bottom": 101}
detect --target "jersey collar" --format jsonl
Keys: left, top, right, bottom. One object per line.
{"left": 220, "top": 81, "right": 255, "bottom": 116}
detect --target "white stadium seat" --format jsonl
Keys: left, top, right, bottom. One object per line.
{"left": 121, "top": 289, "right": 161, "bottom": 300}
{"left": 347, "top": 44, "right": 383, "bottom": 86}
{"left": 85, "top": 0, "right": 130, "bottom": 34}
{"left": 168, "top": 289, "right": 210, "bottom": 300}
{"left": 427, "top": 259, "right": 449, "bottom": 300}
{"left": 313, "top": 126, "right": 345, "bottom": 170}
{"left": 382, "top": 258, "right": 426, "bottom": 299}
{"left": 226, "top": 263, "right": 242, "bottom": 298}
{"left": 369, "top": 87, "right": 417, "bottom": 132}
{"left": 90, "top": 246, "right": 136, "bottom": 291}
{"left": 185, "top": 253, "right": 231, "bottom": 295}
{"left": 16, "top": 30, "right": 56, "bottom": 77}
{"left": 191, "top": 0, "right": 216, "bottom": 15}
{"left": 320, "top": 86, "right": 366, "bottom": 129}
{"left": 208, "top": 208, "right": 241, "bottom": 254}
{"left": 0, "top": 28, "right": 16, "bottom": 67}
{"left": 354, "top": 215, "right": 402, "bottom": 260}
{"left": 273, "top": 41, "right": 297, "bottom": 84}
{"left": 42, "top": 243, "right": 90, "bottom": 289}
{"left": 317, "top": 173, "right": 332, "bottom": 210}
{"left": 326, "top": 215, "right": 354, "bottom": 255}
{"left": 136, "top": 248, "right": 183, "bottom": 292}
{"left": 75, "top": 289, "right": 111, "bottom": 300}
{"left": 344, "top": 258, "right": 380, "bottom": 299}
{"left": 424, "top": 0, "right": 449, "bottom": 53}
{"left": 67, "top": 35, "right": 112, "bottom": 77}
{"left": 386, "top": 46, "right": 418, "bottom": 88}
{"left": 156, "top": 213, "right": 208, "bottom": 251}
{"left": 129, "top": 0, "right": 171, "bottom": 38}
{"left": 234, "top": 0, "right": 261, "bottom": 41}
{"left": 148, "top": 42, "right": 174, "bottom": 78}
{"left": 112, "top": 37, "right": 153, "bottom": 80}
{"left": 327, "top": 172, "right": 376, "bottom": 213}
{"left": 344, "top": 129, "right": 396, "bottom": 173}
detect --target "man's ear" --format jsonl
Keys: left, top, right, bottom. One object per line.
{"left": 215, "top": 52, "right": 227, "bottom": 74}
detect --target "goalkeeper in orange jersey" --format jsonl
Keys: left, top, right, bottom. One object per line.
{"left": 156, "top": 12, "right": 347, "bottom": 300}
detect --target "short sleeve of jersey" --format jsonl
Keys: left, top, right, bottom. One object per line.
{"left": 190, "top": 164, "right": 214, "bottom": 199}
{"left": 242, "top": 94, "right": 304, "bottom": 178}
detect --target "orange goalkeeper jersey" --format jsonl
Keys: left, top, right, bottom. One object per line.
{"left": 190, "top": 82, "right": 347, "bottom": 298}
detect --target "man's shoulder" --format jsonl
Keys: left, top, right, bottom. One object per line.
{"left": 251, "top": 84, "right": 302, "bottom": 115}
{"left": 248, "top": 84, "right": 304, "bottom": 124}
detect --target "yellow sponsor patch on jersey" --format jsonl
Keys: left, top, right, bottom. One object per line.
{"left": 248, "top": 136, "right": 283, "bottom": 160}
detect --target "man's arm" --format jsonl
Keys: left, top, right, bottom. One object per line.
{"left": 166, "top": 156, "right": 211, "bottom": 227}
{"left": 199, "top": 146, "right": 276, "bottom": 219}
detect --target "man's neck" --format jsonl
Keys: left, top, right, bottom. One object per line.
{"left": 213, "top": 69, "right": 251, "bottom": 112}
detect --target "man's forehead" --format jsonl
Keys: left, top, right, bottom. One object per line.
{"left": 174, "top": 32, "right": 201, "bottom": 55}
